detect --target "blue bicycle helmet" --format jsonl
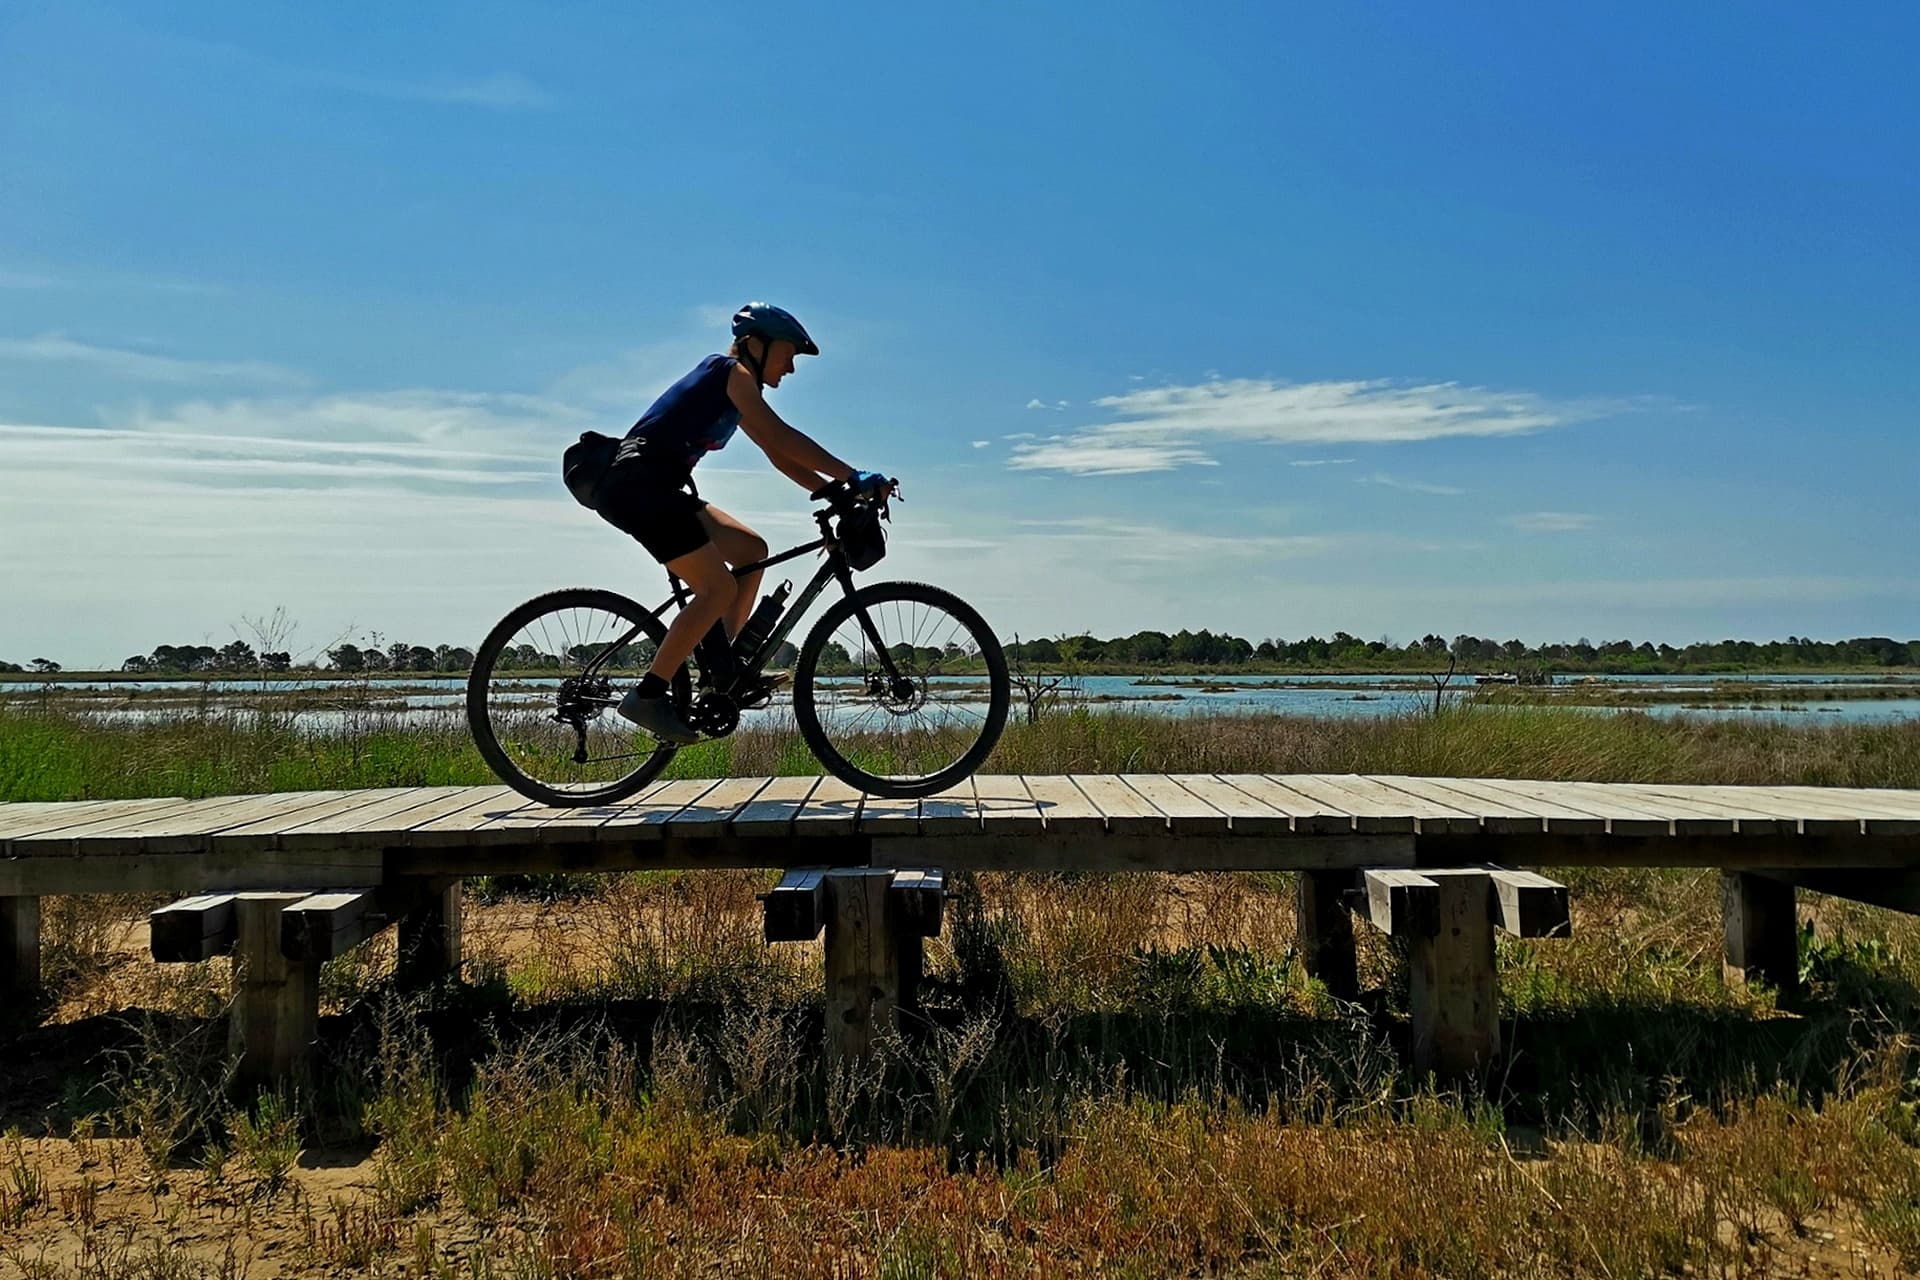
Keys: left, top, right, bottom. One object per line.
{"left": 731, "top": 302, "right": 819, "bottom": 356}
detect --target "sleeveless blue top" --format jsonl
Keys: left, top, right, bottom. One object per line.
{"left": 624, "top": 354, "right": 740, "bottom": 477}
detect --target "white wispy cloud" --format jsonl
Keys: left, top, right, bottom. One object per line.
{"left": 1009, "top": 376, "right": 1605, "bottom": 475}
{"left": 1006, "top": 437, "right": 1218, "bottom": 476}
{"left": 1507, "top": 511, "right": 1598, "bottom": 533}
{"left": 1023, "top": 398, "right": 1071, "bottom": 411}
{"left": 1289, "top": 457, "right": 1355, "bottom": 467}
{"left": 1002, "top": 432, "right": 1037, "bottom": 441}
{"left": 1358, "top": 472, "right": 1465, "bottom": 496}
{"left": 971, "top": 440, "right": 991, "bottom": 449}
{"left": 0, "top": 334, "right": 307, "bottom": 387}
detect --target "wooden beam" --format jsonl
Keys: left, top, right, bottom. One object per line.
{"left": 1722, "top": 872, "right": 1799, "bottom": 995}
{"left": 1362, "top": 869, "right": 1440, "bottom": 937}
{"left": 1, "top": 896, "right": 40, "bottom": 1000}
{"left": 280, "top": 890, "right": 385, "bottom": 963}
{"left": 1409, "top": 870, "right": 1499, "bottom": 1078}
{"left": 149, "top": 893, "right": 240, "bottom": 962}
{"left": 888, "top": 867, "right": 946, "bottom": 937}
{"left": 823, "top": 870, "right": 905, "bottom": 1062}
{"left": 395, "top": 879, "right": 462, "bottom": 989}
{"left": 1295, "top": 870, "right": 1358, "bottom": 1000}
{"left": 1485, "top": 869, "right": 1570, "bottom": 938}
{"left": 763, "top": 868, "right": 828, "bottom": 942}
{"left": 229, "top": 893, "right": 320, "bottom": 1094}
{"left": 1752, "top": 868, "right": 1920, "bottom": 916}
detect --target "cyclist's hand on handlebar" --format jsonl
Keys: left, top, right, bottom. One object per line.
{"left": 852, "top": 470, "right": 894, "bottom": 497}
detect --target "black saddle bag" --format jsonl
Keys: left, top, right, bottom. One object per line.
{"left": 561, "top": 431, "right": 621, "bottom": 508}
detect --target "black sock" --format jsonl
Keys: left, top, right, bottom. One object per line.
{"left": 636, "top": 672, "right": 667, "bottom": 699}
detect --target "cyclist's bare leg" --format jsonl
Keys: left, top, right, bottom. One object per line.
{"left": 695, "top": 505, "right": 768, "bottom": 641}
{"left": 648, "top": 543, "right": 737, "bottom": 680}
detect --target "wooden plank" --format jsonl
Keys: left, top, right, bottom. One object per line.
{"left": 274, "top": 786, "right": 484, "bottom": 849}
{"left": 1069, "top": 774, "right": 1169, "bottom": 835}
{"left": 1458, "top": 778, "right": 1674, "bottom": 838}
{"left": 11, "top": 791, "right": 351, "bottom": 856}
{"left": 1392, "top": 777, "right": 1600, "bottom": 835}
{"left": 763, "top": 868, "right": 828, "bottom": 941}
{"left": 1273, "top": 776, "right": 1419, "bottom": 835}
{"left": 1485, "top": 868, "right": 1571, "bottom": 938}
{"left": 1, "top": 795, "right": 253, "bottom": 854}
{"left": 1352, "top": 776, "right": 1486, "bottom": 835}
{"left": 662, "top": 776, "right": 774, "bottom": 838}
{"left": 1361, "top": 869, "right": 1439, "bottom": 936}
{"left": 887, "top": 831, "right": 1414, "bottom": 873}
{"left": 399, "top": 787, "right": 542, "bottom": 847}
{"left": 578, "top": 778, "right": 724, "bottom": 841}
{"left": 1756, "top": 868, "right": 1920, "bottom": 915}
{"left": 917, "top": 779, "right": 980, "bottom": 836}
{"left": 1761, "top": 786, "right": 1920, "bottom": 836}
{"left": 1368, "top": 776, "right": 1546, "bottom": 835}
{"left": 209, "top": 789, "right": 426, "bottom": 854}
{"left": 972, "top": 775, "right": 1046, "bottom": 835}
{"left": 1165, "top": 775, "right": 1292, "bottom": 836}
{"left": 1020, "top": 775, "right": 1106, "bottom": 835}
{"left": 1604, "top": 785, "right": 1791, "bottom": 837}
{"left": 395, "top": 879, "right": 462, "bottom": 988}
{"left": 1226, "top": 775, "right": 1355, "bottom": 835}
{"left": 1631, "top": 785, "right": 1862, "bottom": 837}
{"left": 730, "top": 775, "right": 822, "bottom": 838}
{"left": 0, "top": 798, "right": 184, "bottom": 842}
{"left": 793, "top": 775, "right": 863, "bottom": 837}
{"left": 1117, "top": 774, "right": 1230, "bottom": 835}
{"left": 858, "top": 792, "right": 922, "bottom": 837}
{"left": 150, "top": 893, "right": 240, "bottom": 962}
{"left": 1544, "top": 781, "right": 1738, "bottom": 836}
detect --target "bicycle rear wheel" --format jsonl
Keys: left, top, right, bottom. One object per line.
{"left": 792, "top": 580, "right": 1009, "bottom": 797}
{"left": 466, "top": 587, "right": 688, "bottom": 807}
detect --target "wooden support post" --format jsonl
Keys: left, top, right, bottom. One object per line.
{"left": 229, "top": 893, "right": 320, "bottom": 1093}
{"left": 1722, "top": 871, "right": 1798, "bottom": 994}
{"left": 1296, "top": 870, "right": 1358, "bottom": 1000}
{"left": 395, "top": 878, "right": 462, "bottom": 989}
{"left": 1408, "top": 870, "right": 1499, "bottom": 1079}
{"left": 1, "top": 896, "right": 41, "bottom": 1002}
{"left": 823, "top": 869, "right": 905, "bottom": 1062}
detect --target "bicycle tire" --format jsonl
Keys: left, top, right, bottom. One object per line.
{"left": 466, "top": 587, "right": 686, "bottom": 807}
{"left": 791, "top": 580, "right": 1009, "bottom": 798}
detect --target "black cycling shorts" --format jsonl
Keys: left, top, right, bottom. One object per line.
{"left": 592, "top": 462, "right": 710, "bottom": 564}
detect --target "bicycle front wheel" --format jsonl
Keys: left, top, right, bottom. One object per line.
{"left": 792, "top": 580, "right": 1009, "bottom": 798}
{"left": 466, "top": 587, "right": 687, "bottom": 807}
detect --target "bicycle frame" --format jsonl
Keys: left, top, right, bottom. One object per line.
{"left": 576, "top": 505, "right": 902, "bottom": 691}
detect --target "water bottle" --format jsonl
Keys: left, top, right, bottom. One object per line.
{"left": 732, "top": 580, "right": 792, "bottom": 662}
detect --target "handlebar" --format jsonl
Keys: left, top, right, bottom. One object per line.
{"left": 810, "top": 475, "right": 900, "bottom": 509}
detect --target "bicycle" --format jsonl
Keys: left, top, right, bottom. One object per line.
{"left": 466, "top": 477, "right": 1011, "bottom": 806}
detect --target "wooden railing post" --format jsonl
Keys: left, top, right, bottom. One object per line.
{"left": 1, "top": 896, "right": 40, "bottom": 1002}
{"left": 396, "top": 878, "right": 462, "bottom": 989}
{"left": 1722, "top": 871, "right": 1798, "bottom": 995}
{"left": 1295, "top": 871, "right": 1357, "bottom": 1000}
{"left": 229, "top": 893, "right": 319, "bottom": 1093}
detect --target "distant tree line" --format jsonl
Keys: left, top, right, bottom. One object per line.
{"left": 1005, "top": 630, "right": 1920, "bottom": 672}
{"left": 9, "top": 630, "right": 1918, "bottom": 677}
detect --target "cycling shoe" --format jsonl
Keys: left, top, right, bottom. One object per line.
{"left": 616, "top": 689, "right": 700, "bottom": 744}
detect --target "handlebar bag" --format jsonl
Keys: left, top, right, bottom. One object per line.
{"left": 838, "top": 505, "right": 888, "bottom": 570}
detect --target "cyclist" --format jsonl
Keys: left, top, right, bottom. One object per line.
{"left": 591, "top": 301, "right": 888, "bottom": 743}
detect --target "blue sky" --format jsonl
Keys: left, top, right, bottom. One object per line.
{"left": 3, "top": 2, "right": 1917, "bottom": 666}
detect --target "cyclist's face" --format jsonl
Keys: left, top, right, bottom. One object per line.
{"left": 760, "top": 340, "right": 799, "bottom": 387}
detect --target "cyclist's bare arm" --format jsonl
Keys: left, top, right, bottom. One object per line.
{"left": 728, "top": 365, "right": 854, "bottom": 486}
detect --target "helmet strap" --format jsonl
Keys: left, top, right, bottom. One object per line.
{"left": 739, "top": 337, "right": 767, "bottom": 388}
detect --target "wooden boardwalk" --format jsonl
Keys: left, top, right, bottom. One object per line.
{"left": 5, "top": 774, "right": 1920, "bottom": 895}
{"left": 5, "top": 774, "right": 1918, "bottom": 1083}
